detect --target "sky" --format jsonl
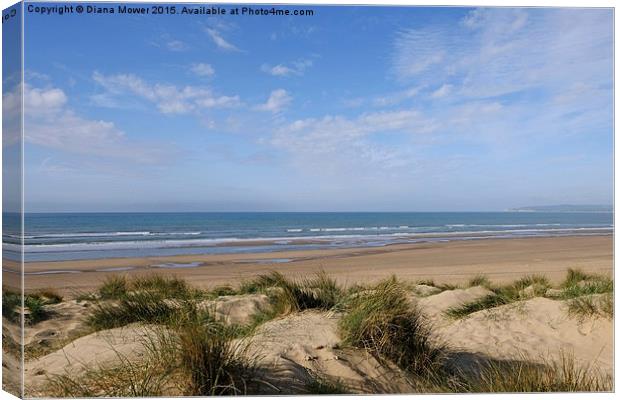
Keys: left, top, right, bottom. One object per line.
{"left": 8, "top": 4, "right": 614, "bottom": 212}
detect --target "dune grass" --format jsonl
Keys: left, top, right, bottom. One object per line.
{"left": 240, "top": 270, "right": 343, "bottom": 315}
{"left": 559, "top": 269, "right": 613, "bottom": 300}
{"left": 339, "top": 277, "right": 446, "bottom": 377}
{"left": 305, "top": 375, "right": 349, "bottom": 394}
{"left": 86, "top": 274, "right": 209, "bottom": 330}
{"left": 3, "top": 287, "right": 63, "bottom": 325}
{"left": 44, "top": 350, "right": 177, "bottom": 397}
{"left": 567, "top": 293, "right": 613, "bottom": 320}
{"left": 168, "top": 305, "right": 259, "bottom": 396}
{"left": 467, "top": 274, "right": 491, "bottom": 288}
{"left": 445, "top": 274, "right": 551, "bottom": 319}
{"left": 87, "top": 291, "right": 181, "bottom": 330}
{"left": 456, "top": 351, "right": 612, "bottom": 392}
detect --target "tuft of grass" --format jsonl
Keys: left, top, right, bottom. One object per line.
{"left": 86, "top": 291, "right": 179, "bottom": 330}
{"left": 468, "top": 275, "right": 491, "bottom": 288}
{"left": 270, "top": 270, "right": 344, "bottom": 315}
{"left": 459, "top": 351, "right": 612, "bottom": 392}
{"left": 559, "top": 269, "right": 612, "bottom": 300}
{"left": 131, "top": 275, "right": 195, "bottom": 299}
{"left": 210, "top": 285, "right": 237, "bottom": 297}
{"left": 562, "top": 268, "right": 593, "bottom": 288}
{"left": 339, "top": 278, "right": 446, "bottom": 376}
{"left": 238, "top": 272, "right": 288, "bottom": 294}
{"left": 45, "top": 355, "right": 176, "bottom": 397}
{"left": 33, "top": 288, "right": 63, "bottom": 304}
{"left": 98, "top": 275, "right": 129, "bottom": 300}
{"left": 567, "top": 293, "right": 613, "bottom": 320}
{"left": 45, "top": 328, "right": 178, "bottom": 397}
{"left": 416, "top": 279, "right": 436, "bottom": 287}
{"left": 305, "top": 375, "right": 349, "bottom": 394}
{"left": 446, "top": 274, "right": 551, "bottom": 319}
{"left": 165, "top": 304, "right": 260, "bottom": 396}
{"left": 3, "top": 287, "right": 63, "bottom": 325}
{"left": 2, "top": 288, "right": 22, "bottom": 323}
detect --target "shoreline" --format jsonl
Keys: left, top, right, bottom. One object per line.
{"left": 8, "top": 235, "right": 612, "bottom": 295}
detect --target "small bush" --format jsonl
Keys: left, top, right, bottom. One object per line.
{"left": 340, "top": 278, "right": 445, "bottom": 376}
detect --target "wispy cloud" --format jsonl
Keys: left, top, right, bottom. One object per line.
{"left": 93, "top": 72, "right": 241, "bottom": 114}
{"left": 255, "top": 89, "right": 292, "bottom": 113}
{"left": 205, "top": 27, "right": 239, "bottom": 51}
{"left": 152, "top": 34, "right": 189, "bottom": 52}
{"left": 261, "top": 59, "right": 313, "bottom": 77}
{"left": 190, "top": 63, "right": 215, "bottom": 77}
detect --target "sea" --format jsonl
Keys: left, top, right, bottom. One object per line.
{"left": 2, "top": 212, "right": 613, "bottom": 262}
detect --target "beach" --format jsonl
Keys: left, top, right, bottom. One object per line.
{"left": 3, "top": 233, "right": 613, "bottom": 396}
{"left": 15, "top": 235, "right": 613, "bottom": 294}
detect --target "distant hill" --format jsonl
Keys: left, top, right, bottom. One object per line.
{"left": 508, "top": 204, "right": 612, "bottom": 213}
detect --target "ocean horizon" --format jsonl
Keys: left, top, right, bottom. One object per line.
{"left": 2, "top": 211, "right": 613, "bottom": 262}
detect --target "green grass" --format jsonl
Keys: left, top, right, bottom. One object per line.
{"left": 567, "top": 293, "right": 613, "bottom": 320}
{"left": 2, "top": 289, "right": 22, "bottom": 323}
{"left": 97, "top": 275, "right": 130, "bottom": 300}
{"left": 238, "top": 272, "right": 289, "bottom": 294}
{"left": 559, "top": 269, "right": 613, "bottom": 300}
{"left": 86, "top": 291, "right": 180, "bottom": 330}
{"left": 446, "top": 274, "right": 551, "bottom": 319}
{"left": 3, "top": 287, "right": 63, "bottom": 325}
{"left": 339, "top": 277, "right": 446, "bottom": 376}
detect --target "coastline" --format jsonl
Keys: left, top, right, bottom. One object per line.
{"left": 12, "top": 235, "right": 613, "bottom": 294}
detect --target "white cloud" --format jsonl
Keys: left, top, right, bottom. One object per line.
{"left": 431, "top": 84, "right": 452, "bottom": 98}
{"left": 261, "top": 59, "right": 313, "bottom": 77}
{"left": 255, "top": 89, "right": 292, "bottom": 113}
{"left": 392, "top": 8, "right": 612, "bottom": 100}
{"left": 190, "top": 63, "right": 215, "bottom": 77}
{"left": 271, "top": 109, "right": 436, "bottom": 162}
{"left": 154, "top": 34, "right": 188, "bottom": 52}
{"left": 22, "top": 85, "right": 170, "bottom": 163}
{"left": 93, "top": 72, "right": 241, "bottom": 114}
{"left": 205, "top": 28, "right": 238, "bottom": 51}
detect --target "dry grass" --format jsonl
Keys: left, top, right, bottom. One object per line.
{"left": 456, "top": 351, "right": 612, "bottom": 392}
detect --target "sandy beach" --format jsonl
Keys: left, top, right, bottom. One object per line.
{"left": 12, "top": 235, "right": 613, "bottom": 294}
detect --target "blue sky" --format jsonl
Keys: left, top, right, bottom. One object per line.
{"left": 12, "top": 5, "right": 614, "bottom": 211}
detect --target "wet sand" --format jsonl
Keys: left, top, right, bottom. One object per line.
{"left": 5, "top": 235, "right": 611, "bottom": 295}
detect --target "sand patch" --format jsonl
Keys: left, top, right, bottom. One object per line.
{"left": 435, "top": 297, "right": 613, "bottom": 375}
{"left": 204, "top": 294, "right": 271, "bottom": 326}
{"left": 417, "top": 286, "right": 493, "bottom": 318}
{"left": 248, "top": 310, "right": 414, "bottom": 394}
{"left": 24, "top": 324, "right": 158, "bottom": 394}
